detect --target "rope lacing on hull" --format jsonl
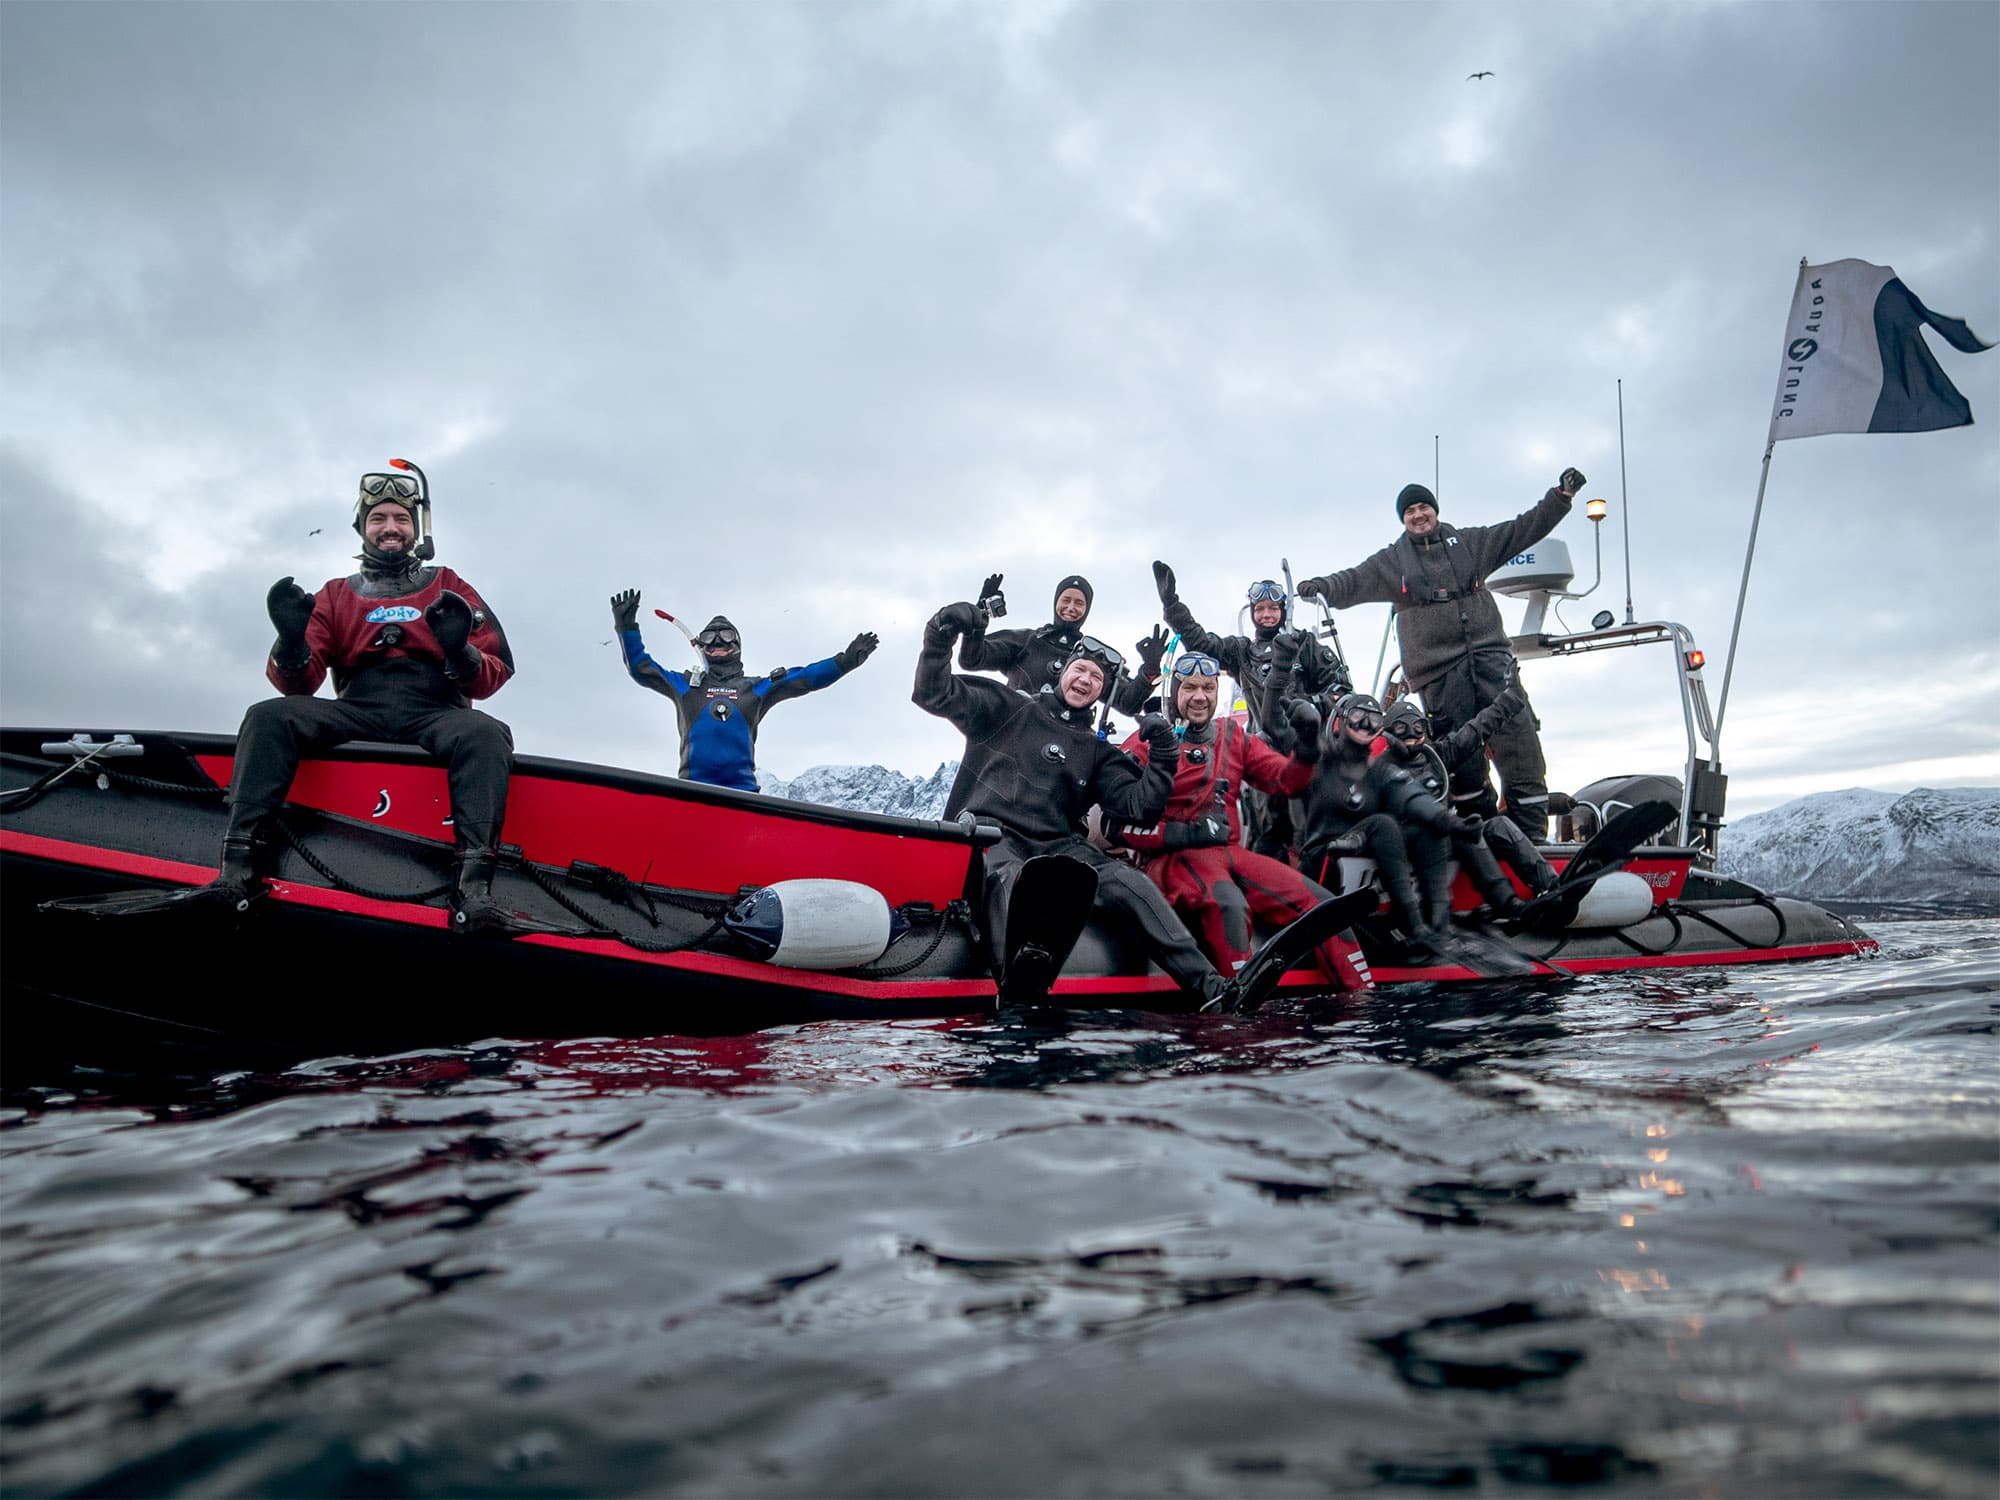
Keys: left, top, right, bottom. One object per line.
{"left": 19, "top": 758, "right": 977, "bottom": 973}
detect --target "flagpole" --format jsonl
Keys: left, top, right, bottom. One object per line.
{"left": 1712, "top": 441, "right": 1774, "bottom": 757}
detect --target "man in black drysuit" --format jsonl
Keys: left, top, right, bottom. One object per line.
{"left": 1296, "top": 468, "right": 1584, "bottom": 840}
{"left": 915, "top": 602, "right": 1237, "bottom": 1010}
{"left": 959, "top": 572, "right": 1162, "bottom": 716}
{"left": 1151, "top": 563, "right": 1350, "bottom": 857}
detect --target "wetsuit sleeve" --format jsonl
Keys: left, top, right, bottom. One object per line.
{"left": 957, "top": 624, "right": 1029, "bottom": 674}
{"left": 440, "top": 575, "right": 515, "bottom": 700}
{"left": 1380, "top": 766, "right": 1457, "bottom": 832}
{"left": 913, "top": 633, "right": 1007, "bottom": 738}
{"left": 755, "top": 655, "right": 845, "bottom": 708}
{"left": 1460, "top": 489, "right": 1574, "bottom": 578}
{"left": 1297, "top": 542, "right": 1402, "bottom": 610}
{"left": 618, "top": 625, "right": 692, "bottom": 700}
{"left": 1240, "top": 723, "right": 1314, "bottom": 797}
{"left": 1442, "top": 684, "right": 1528, "bottom": 761}
{"left": 267, "top": 593, "right": 335, "bottom": 696}
{"left": 1107, "top": 732, "right": 1169, "bottom": 852}
{"left": 1093, "top": 737, "right": 1175, "bottom": 826}
{"left": 1159, "top": 599, "right": 1250, "bottom": 675}
{"left": 1107, "top": 669, "right": 1156, "bottom": 716}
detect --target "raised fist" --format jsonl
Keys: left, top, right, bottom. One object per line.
{"left": 1558, "top": 467, "right": 1586, "bottom": 497}
{"left": 266, "top": 577, "right": 316, "bottom": 641}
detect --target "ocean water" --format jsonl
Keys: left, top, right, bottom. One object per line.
{"left": 2, "top": 918, "right": 1995, "bottom": 1498}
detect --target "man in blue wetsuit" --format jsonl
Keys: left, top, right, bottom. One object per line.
{"left": 610, "top": 589, "right": 877, "bottom": 792}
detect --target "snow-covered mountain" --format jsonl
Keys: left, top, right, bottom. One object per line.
{"left": 766, "top": 765, "right": 2000, "bottom": 915}
{"left": 761, "top": 761, "right": 959, "bottom": 822}
{"left": 1717, "top": 786, "right": 2000, "bottom": 914}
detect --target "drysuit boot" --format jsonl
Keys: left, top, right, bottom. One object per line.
{"left": 1378, "top": 857, "right": 1443, "bottom": 958}
{"left": 450, "top": 849, "right": 583, "bottom": 940}
{"left": 1485, "top": 817, "right": 1558, "bottom": 896}
{"left": 1458, "top": 836, "right": 1528, "bottom": 922}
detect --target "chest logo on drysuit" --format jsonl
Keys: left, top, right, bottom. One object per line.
{"left": 1185, "top": 746, "right": 1209, "bottom": 765}
{"left": 710, "top": 701, "right": 734, "bottom": 721}
{"left": 365, "top": 605, "right": 422, "bottom": 623}
{"left": 1040, "top": 743, "right": 1067, "bottom": 765}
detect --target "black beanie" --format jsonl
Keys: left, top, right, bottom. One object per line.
{"left": 1396, "top": 483, "right": 1438, "bottom": 520}
{"left": 1052, "top": 575, "right": 1094, "bottom": 621}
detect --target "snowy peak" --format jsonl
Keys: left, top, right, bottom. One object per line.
{"left": 1718, "top": 786, "right": 2000, "bottom": 912}
{"left": 761, "top": 761, "right": 959, "bottom": 822}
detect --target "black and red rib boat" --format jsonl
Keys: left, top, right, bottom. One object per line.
{"left": 0, "top": 720, "right": 1874, "bottom": 1065}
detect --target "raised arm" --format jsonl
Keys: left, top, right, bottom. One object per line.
{"left": 914, "top": 604, "right": 1010, "bottom": 738}
{"left": 611, "top": 588, "right": 691, "bottom": 700}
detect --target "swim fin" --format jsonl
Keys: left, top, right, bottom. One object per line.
{"left": 996, "top": 855, "right": 1099, "bottom": 1005}
{"left": 1508, "top": 800, "right": 1677, "bottom": 935}
{"left": 1212, "top": 887, "right": 1379, "bottom": 1014}
{"left": 41, "top": 880, "right": 263, "bottom": 919}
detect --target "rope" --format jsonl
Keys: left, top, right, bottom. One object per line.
{"left": 1666, "top": 895, "right": 1786, "bottom": 952}
{"left": 273, "top": 816, "right": 454, "bottom": 903}
{"left": 854, "top": 900, "right": 973, "bottom": 978}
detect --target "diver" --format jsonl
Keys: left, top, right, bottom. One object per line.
{"left": 1110, "top": 654, "right": 1369, "bottom": 992}
{"left": 610, "top": 590, "right": 877, "bottom": 793}
{"left": 1296, "top": 469, "right": 1586, "bottom": 840}
{"left": 1151, "top": 564, "right": 1349, "bottom": 856}
{"left": 915, "top": 606, "right": 1243, "bottom": 1011}
{"left": 71, "top": 462, "right": 551, "bottom": 937}
{"left": 958, "top": 572, "right": 1162, "bottom": 715}
{"left": 1284, "top": 691, "right": 1471, "bottom": 956}
{"left": 1377, "top": 696, "right": 1558, "bottom": 922}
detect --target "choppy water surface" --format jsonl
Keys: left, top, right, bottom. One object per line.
{"left": 3, "top": 919, "right": 1995, "bottom": 1498}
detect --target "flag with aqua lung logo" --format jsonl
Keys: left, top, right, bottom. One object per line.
{"left": 1767, "top": 259, "right": 1992, "bottom": 444}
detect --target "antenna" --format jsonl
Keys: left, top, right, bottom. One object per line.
{"left": 1433, "top": 434, "right": 1440, "bottom": 498}
{"left": 1616, "top": 382, "right": 1634, "bottom": 624}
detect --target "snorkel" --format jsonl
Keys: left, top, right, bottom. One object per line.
{"left": 384, "top": 458, "right": 434, "bottom": 561}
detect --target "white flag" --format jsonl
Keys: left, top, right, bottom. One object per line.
{"left": 1767, "top": 259, "right": 1991, "bottom": 444}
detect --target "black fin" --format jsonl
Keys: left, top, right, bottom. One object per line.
{"left": 997, "top": 855, "right": 1099, "bottom": 1005}
{"left": 1225, "top": 888, "right": 1378, "bottom": 1013}
{"left": 451, "top": 898, "right": 593, "bottom": 941}
{"left": 1509, "top": 800, "right": 1677, "bottom": 935}
{"left": 40, "top": 882, "right": 261, "bottom": 919}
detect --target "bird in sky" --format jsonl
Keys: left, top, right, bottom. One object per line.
{"left": 1468, "top": 70, "right": 1494, "bottom": 80}
{"left": 308, "top": 527, "right": 322, "bottom": 535}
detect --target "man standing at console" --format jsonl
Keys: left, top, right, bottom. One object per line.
{"left": 1296, "top": 468, "right": 1584, "bottom": 840}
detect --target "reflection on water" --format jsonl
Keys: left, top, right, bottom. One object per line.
{"left": 2, "top": 919, "right": 1996, "bottom": 1497}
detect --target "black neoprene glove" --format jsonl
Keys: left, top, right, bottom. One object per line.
{"left": 1271, "top": 627, "right": 1307, "bottom": 673}
{"left": 1295, "top": 576, "right": 1329, "bottom": 602}
{"left": 926, "top": 602, "right": 983, "bottom": 646}
{"left": 837, "top": 632, "right": 879, "bottom": 671}
{"left": 267, "top": 576, "right": 316, "bottom": 657}
{"left": 977, "top": 574, "right": 1007, "bottom": 618}
{"left": 1289, "top": 700, "right": 1324, "bottom": 761}
{"left": 1137, "top": 713, "right": 1178, "bottom": 757}
{"left": 1558, "top": 467, "right": 1586, "bottom": 497}
{"left": 425, "top": 590, "right": 480, "bottom": 680}
{"left": 1163, "top": 814, "right": 1230, "bottom": 851}
{"left": 1135, "top": 625, "right": 1168, "bottom": 681}
{"left": 1152, "top": 561, "right": 1178, "bottom": 608}
{"left": 610, "top": 589, "right": 640, "bottom": 634}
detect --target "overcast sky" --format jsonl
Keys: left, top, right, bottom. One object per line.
{"left": 3, "top": 0, "right": 1995, "bottom": 819}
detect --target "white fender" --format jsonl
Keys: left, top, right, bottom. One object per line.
{"left": 726, "top": 879, "right": 894, "bottom": 970}
{"left": 1567, "top": 871, "right": 1656, "bottom": 930}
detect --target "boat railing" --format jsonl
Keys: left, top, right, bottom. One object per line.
{"left": 1510, "top": 618, "right": 1726, "bottom": 867}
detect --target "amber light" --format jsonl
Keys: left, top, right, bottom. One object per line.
{"left": 1586, "top": 496, "right": 1608, "bottom": 521}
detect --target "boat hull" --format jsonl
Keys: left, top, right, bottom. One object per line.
{"left": 1, "top": 728, "right": 1877, "bottom": 1066}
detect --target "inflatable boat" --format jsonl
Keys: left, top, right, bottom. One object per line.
{"left": 0, "top": 725, "right": 1875, "bottom": 1065}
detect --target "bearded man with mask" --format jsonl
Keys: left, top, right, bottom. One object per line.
{"left": 84, "top": 464, "right": 542, "bottom": 936}
{"left": 610, "top": 590, "right": 877, "bottom": 794}
{"left": 1111, "top": 654, "right": 1369, "bottom": 992}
